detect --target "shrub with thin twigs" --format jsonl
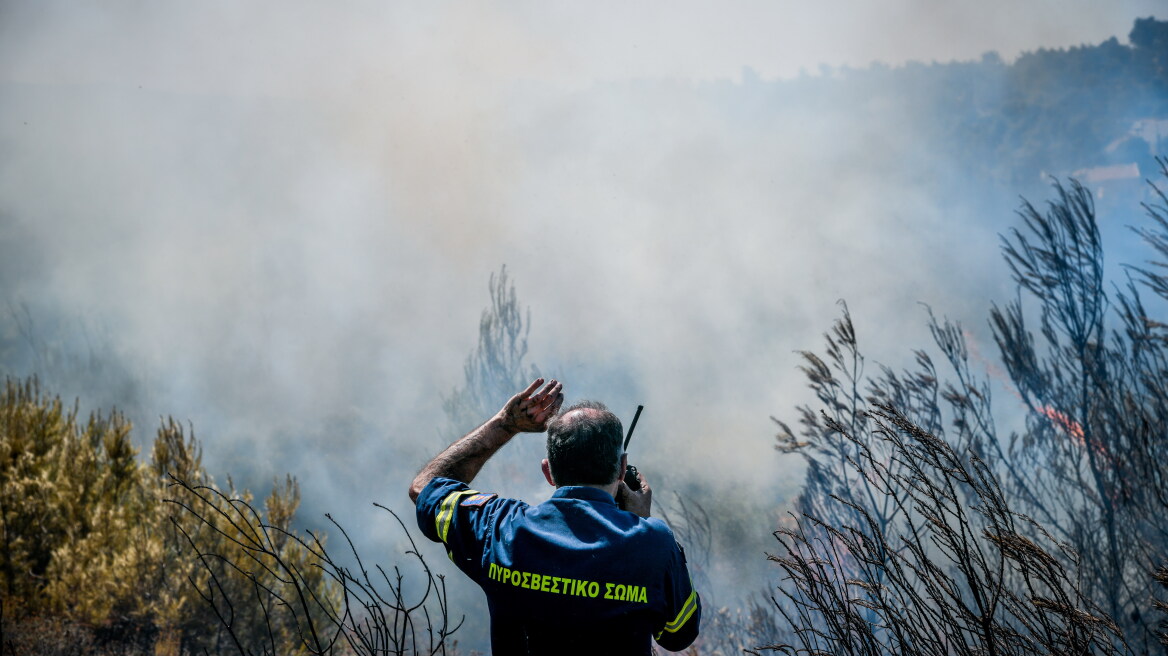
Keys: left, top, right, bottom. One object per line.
{"left": 764, "top": 404, "right": 1129, "bottom": 656}
{"left": 165, "top": 475, "right": 461, "bottom": 656}
{"left": 771, "top": 165, "right": 1168, "bottom": 653}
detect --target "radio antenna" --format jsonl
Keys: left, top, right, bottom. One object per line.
{"left": 623, "top": 405, "right": 644, "bottom": 451}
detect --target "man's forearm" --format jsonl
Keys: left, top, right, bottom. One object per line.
{"left": 408, "top": 415, "right": 516, "bottom": 502}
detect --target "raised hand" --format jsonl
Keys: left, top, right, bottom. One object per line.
{"left": 500, "top": 378, "right": 564, "bottom": 433}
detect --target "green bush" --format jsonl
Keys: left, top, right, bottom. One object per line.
{"left": 0, "top": 378, "right": 338, "bottom": 655}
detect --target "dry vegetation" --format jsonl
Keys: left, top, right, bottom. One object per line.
{"left": 766, "top": 166, "right": 1168, "bottom": 655}
{"left": 6, "top": 169, "right": 1168, "bottom": 654}
{"left": 0, "top": 378, "right": 461, "bottom": 655}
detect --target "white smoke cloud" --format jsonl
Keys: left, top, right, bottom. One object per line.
{"left": 1, "top": 0, "right": 1161, "bottom": 645}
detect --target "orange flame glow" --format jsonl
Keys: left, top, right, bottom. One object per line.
{"left": 1035, "top": 404, "right": 1085, "bottom": 446}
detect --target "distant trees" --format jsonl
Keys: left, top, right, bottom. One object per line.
{"left": 780, "top": 17, "right": 1168, "bottom": 188}
{"left": 1131, "top": 17, "right": 1168, "bottom": 63}
{"left": 772, "top": 167, "right": 1168, "bottom": 654}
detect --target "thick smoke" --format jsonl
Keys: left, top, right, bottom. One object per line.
{"left": 1, "top": 0, "right": 1162, "bottom": 647}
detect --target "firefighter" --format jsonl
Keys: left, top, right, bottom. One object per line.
{"left": 409, "top": 378, "right": 701, "bottom": 655}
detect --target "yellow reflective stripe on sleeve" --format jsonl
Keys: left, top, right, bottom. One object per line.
{"left": 435, "top": 489, "right": 479, "bottom": 543}
{"left": 659, "top": 589, "right": 698, "bottom": 635}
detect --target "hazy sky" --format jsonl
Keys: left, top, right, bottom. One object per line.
{"left": 3, "top": 1, "right": 1164, "bottom": 88}
{"left": 1, "top": 1, "right": 1163, "bottom": 636}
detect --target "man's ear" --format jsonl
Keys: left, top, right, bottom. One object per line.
{"left": 618, "top": 453, "right": 628, "bottom": 482}
{"left": 541, "top": 458, "right": 556, "bottom": 487}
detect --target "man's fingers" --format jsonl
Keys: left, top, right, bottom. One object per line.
{"left": 533, "top": 379, "right": 559, "bottom": 403}
{"left": 531, "top": 393, "right": 563, "bottom": 423}
{"left": 617, "top": 476, "right": 651, "bottom": 517}
{"left": 514, "top": 378, "right": 547, "bottom": 412}
{"left": 519, "top": 378, "right": 544, "bottom": 401}
{"left": 543, "top": 382, "right": 563, "bottom": 408}
{"left": 506, "top": 379, "right": 563, "bottom": 431}
{"left": 529, "top": 381, "right": 561, "bottom": 412}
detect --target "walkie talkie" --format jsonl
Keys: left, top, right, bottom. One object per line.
{"left": 623, "top": 405, "right": 644, "bottom": 491}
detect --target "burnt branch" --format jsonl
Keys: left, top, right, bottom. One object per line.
{"left": 164, "top": 474, "right": 460, "bottom": 655}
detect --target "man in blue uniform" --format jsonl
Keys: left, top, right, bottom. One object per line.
{"left": 409, "top": 378, "right": 701, "bottom": 655}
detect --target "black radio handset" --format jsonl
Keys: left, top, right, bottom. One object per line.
{"left": 623, "top": 405, "right": 644, "bottom": 491}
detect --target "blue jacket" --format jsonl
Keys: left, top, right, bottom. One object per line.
{"left": 416, "top": 477, "right": 701, "bottom": 655}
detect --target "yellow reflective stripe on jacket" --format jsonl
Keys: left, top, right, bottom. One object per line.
{"left": 435, "top": 489, "right": 479, "bottom": 543}
{"left": 658, "top": 589, "right": 698, "bottom": 636}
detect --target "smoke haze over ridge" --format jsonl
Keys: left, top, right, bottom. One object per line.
{"left": 2, "top": 1, "right": 1165, "bottom": 643}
